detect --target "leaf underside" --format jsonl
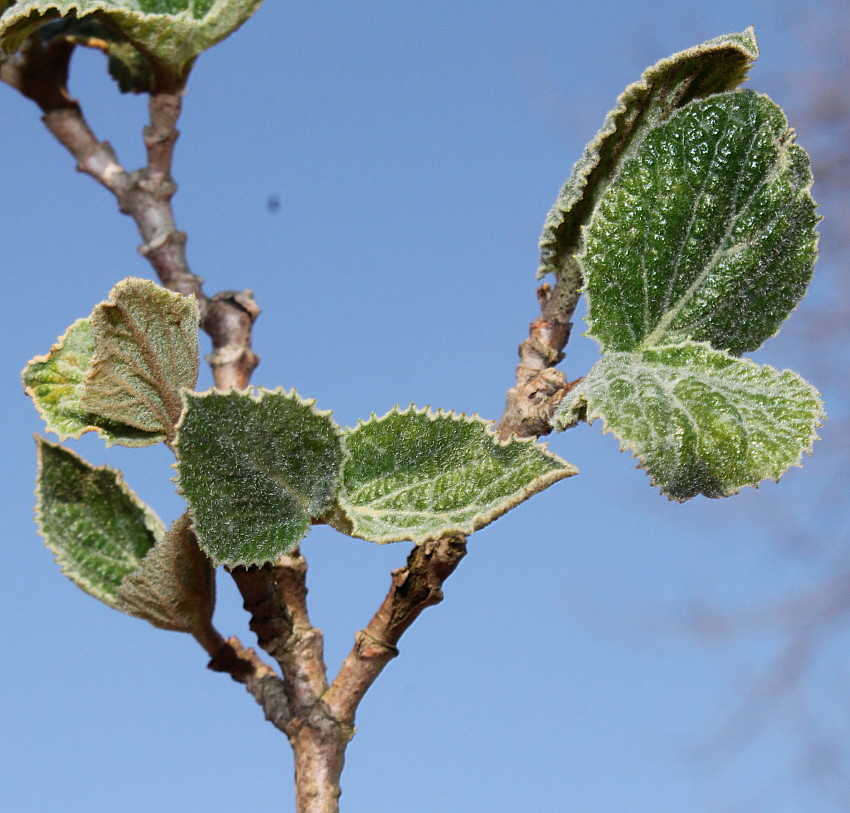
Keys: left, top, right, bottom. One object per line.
{"left": 81, "top": 277, "right": 200, "bottom": 442}
{"left": 35, "top": 437, "right": 164, "bottom": 604}
{"left": 583, "top": 90, "right": 819, "bottom": 357}
{"left": 39, "top": 16, "right": 155, "bottom": 92}
{"left": 334, "top": 406, "right": 577, "bottom": 544}
{"left": 175, "top": 388, "right": 345, "bottom": 567}
{"left": 115, "top": 513, "right": 215, "bottom": 634}
{"left": 556, "top": 344, "right": 823, "bottom": 500}
{"left": 22, "top": 317, "right": 160, "bottom": 446}
{"left": 538, "top": 27, "right": 758, "bottom": 290}
{"left": 0, "top": 0, "right": 264, "bottom": 78}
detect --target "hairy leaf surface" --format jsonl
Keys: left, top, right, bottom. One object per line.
{"left": 583, "top": 91, "right": 819, "bottom": 356}
{"left": 555, "top": 344, "right": 823, "bottom": 500}
{"left": 81, "top": 278, "right": 199, "bottom": 443}
{"left": 0, "top": 0, "right": 263, "bottom": 79}
{"left": 175, "top": 389, "right": 345, "bottom": 567}
{"left": 35, "top": 437, "right": 164, "bottom": 605}
{"left": 538, "top": 27, "right": 758, "bottom": 291}
{"left": 115, "top": 513, "right": 215, "bottom": 634}
{"left": 22, "top": 318, "right": 161, "bottom": 447}
{"left": 333, "top": 406, "right": 576, "bottom": 544}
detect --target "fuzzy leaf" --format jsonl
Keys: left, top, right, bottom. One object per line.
{"left": 538, "top": 27, "right": 759, "bottom": 297}
{"left": 38, "top": 16, "right": 154, "bottom": 93}
{"left": 583, "top": 91, "right": 819, "bottom": 356}
{"left": 22, "top": 317, "right": 162, "bottom": 447}
{"left": 81, "top": 278, "right": 199, "bottom": 443}
{"left": 332, "top": 406, "right": 577, "bottom": 544}
{"left": 555, "top": 343, "right": 823, "bottom": 500}
{"left": 35, "top": 437, "right": 165, "bottom": 605}
{"left": 0, "top": 0, "right": 263, "bottom": 80}
{"left": 175, "top": 388, "right": 345, "bottom": 567}
{"left": 114, "top": 513, "right": 215, "bottom": 634}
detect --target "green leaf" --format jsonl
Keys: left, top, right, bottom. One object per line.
{"left": 22, "top": 317, "right": 162, "bottom": 447}
{"left": 114, "top": 513, "right": 216, "bottom": 634}
{"left": 331, "top": 406, "right": 577, "bottom": 544}
{"left": 0, "top": 0, "right": 264, "bottom": 81}
{"left": 81, "top": 277, "right": 200, "bottom": 443}
{"left": 582, "top": 91, "right": 819, "bottom": 356}
{"left": 538, "top": 27, "right": 759, "bottom": 300}
{"left": 35, "top": 436, "right": 165, "bottom": 605}
{"left": 38, "top": 16, "right": 154, "bottom": 93}
{"left": 555, "top": 343, "right": 823, "bottom": 500}
{"left": 175, "top": 388, "right": 345, "bottom": 567}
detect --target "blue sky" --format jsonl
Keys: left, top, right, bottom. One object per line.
{"left": 3, "top": 1, "right": 848, "bottom": 811}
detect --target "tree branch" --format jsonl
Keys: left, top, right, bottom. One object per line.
{"left": 325, "top": 534, "right": 468, "bottom": 725}
{"left": 2, "top": 37, "right": 260, "bottom": 391}
{"left": 497, "top": 279, "right": 581, "bottom": 441}
{"left": 207, "top": 635, "right": 291, "bottom": 734}
{"left": 230, "top": 552, "right": 329, "bottom": 712}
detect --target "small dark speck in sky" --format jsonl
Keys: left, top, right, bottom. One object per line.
{"left": 267, "top": 195, "right": 281, "bottom": 213}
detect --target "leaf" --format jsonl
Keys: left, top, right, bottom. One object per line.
{"left": 555, "top": 343, "right": 823, "bottom": 501}
{"left": 174, "top": 388, "right": 345, "bottom": 567}
{"left": 0, "top": 0, "right": 264, "bottom": 81}
{"left": 38, "top": 16, "right": 154, "bottom": 93}
{"left": 81, "top": 277, "right": 200, "bottom": 443}
{"left": 582, "top": 91, "right": 819, "bottom": 356}
{"left": 538, "top": 27, "right": 759, "bottom": 298}
{"left": 332, "top": 406, "right": 577, "bottom": 544}
{"left": 115, "top": 513, "right": 215, "bottom": 634}
{"left": 35, "top": 436, "right": 165, "bottom": 605}
{"left": 22, "top": 317, "right": 162, "bottom": 447}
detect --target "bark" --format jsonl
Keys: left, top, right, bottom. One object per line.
{"left": 497, "top": 280, "right": 581, "bottom": 440}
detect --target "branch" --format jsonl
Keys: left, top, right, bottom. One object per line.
{"left": 207, "top": 635, "right": 291, "bottom": 734}
{"left": 230, "top": 552, "right": 329, "bottom": 713}
{"left": 324, "top": 534, "right": 467, "bottom": 725}
{"left": 1, "top": 37, "right": 260, "bottom": 391}
{"left": 497, "top": 280, "right": 580, "bottom": 441}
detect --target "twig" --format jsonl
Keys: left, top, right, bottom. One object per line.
{"left": 325, "top": 534, "right": 468, "bottom": 724}
{"left": 1, "top": 38, "right": 260, "bottom": 391}
{"left": 207, "top": 636, "right": 291, "bottom": 734}
{"left": 231, "top": 554, "right": 346, "bottom": 813}
{"left": 497, "top": 279, "right": 580, "bottom": 440}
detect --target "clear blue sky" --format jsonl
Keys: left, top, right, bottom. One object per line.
{"left": 3, "top": 1, "right": 848, "bottom": 811}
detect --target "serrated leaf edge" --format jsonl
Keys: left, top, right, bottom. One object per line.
{"left": 537, "top": 27, "right": 759, "bottom": 282}
{"left": 556, "top": 344, "right": 825, "bottom": 500}
{"left": 0, "top": 0, "right": 264, "bottom": 71}
{"left": 22, "top": 317, "right": 163, "bottom": 448}
{"left": 578, "top": 90, "right": 821, "bottom": 356}
{"left": 336, "top": 403, "right": 577, "bottom": 544}
{"left": 173, "top": 385, "right": 346, "bottom": 567}
{"left": 82, "top": 276, "right": 200, "bottom": 440}
{"left": 34, "top": 436, "right": 166, "bottom": 605}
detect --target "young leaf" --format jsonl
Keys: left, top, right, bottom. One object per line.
{"left": 22, "top": 317, "right": 163, "bottom": 447}
{"left": 582, "top": 90, "right": 819, "bottom": 356}
{"left": 555, "top": 344, "right": 823, "bottom": 501}
{"left": 538, "top": 28, "right": 759, "bottom": 289}
{"left": 38, "top": 16, "right": 155, "bottom": 93}
{"left": 35, "top": 436, "right": 165, "bottom": 605}
{"left": 81, "top": 278, "right": 200, "bottom": 443}
{"left": 0, "top": 0, "right": 264, "bottom": 82}
{"left": 115, "top": 513, "right": 215, "bottom": 635}
{"left": 332, "top": 406, "right": 577, "bottom": 544}
{"left": 175, "top": 388, "right": 345, "bottom": 567}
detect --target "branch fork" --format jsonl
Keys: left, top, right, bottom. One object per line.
{"left": 6, "top": 32, "right": 572, "bottom": 813}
